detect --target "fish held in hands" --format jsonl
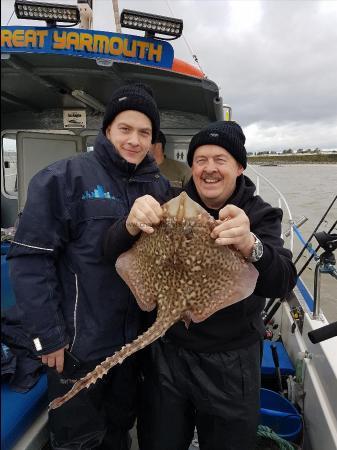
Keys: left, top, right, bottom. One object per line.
{"left": 49, "top": 192, "right": 258, "bottom": 410}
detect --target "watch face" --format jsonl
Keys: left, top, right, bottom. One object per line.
{"left": 249, "top": 234, "right": 263, "bottom": 262}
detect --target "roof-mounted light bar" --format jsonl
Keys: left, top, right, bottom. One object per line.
{"left": 14, "top": 0, "right": 80, "bottom": 26}
{"left": 120, "top": 9, "right": 183, "bottom": 39}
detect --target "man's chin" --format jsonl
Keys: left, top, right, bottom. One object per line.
{"left": 125, "top": 156, "right": 137, "bottom": 163}
{"left": 199, "top": 185, "right": 222, "bottom": 195}
{"left": 121, "top": 151, "right": 143, "bottom": 164}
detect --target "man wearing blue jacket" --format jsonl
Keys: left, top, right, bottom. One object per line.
{"left": 7, "top": 83, "right": 171, "bottom": 449}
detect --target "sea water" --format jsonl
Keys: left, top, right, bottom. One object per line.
{"left": 246, "top": 163, "right": 336, "bottom": 322}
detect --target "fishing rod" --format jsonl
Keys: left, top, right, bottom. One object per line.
{"left": 263, "top": 197, "right": 336, "bottom": 325}
{"left": 264, "top": 219, "right": 337, "bottom": 326}
{"left": 263, "top": 298, "right": 285, "bottom": 325}
{"left": 297, "top": 219, "right": 337, "bottom": 277}
{"left": 294, "top": 194, "right": 337, "bottom": 265}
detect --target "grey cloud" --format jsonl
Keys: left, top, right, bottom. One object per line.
{"left": 2, "top": 0, "right": 337, "bottom": 151}
{"left": 180, "top": 1, "right": 337, "bottom": 131}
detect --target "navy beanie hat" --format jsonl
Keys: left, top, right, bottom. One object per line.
{"left": 187, "top": 121, "right": 247, "bottom": 169}
{"left": 102, "top": 82, "right": 160, "bottom": 143}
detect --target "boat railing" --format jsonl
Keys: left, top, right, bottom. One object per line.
{"left": 247, "top": 165, "right": 337, "bottom": 320}
{"left": 246, "top": 164, "right": 295, "bottom": 252}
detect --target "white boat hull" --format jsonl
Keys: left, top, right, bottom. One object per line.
{"left": 279, "top": 288, "right": 337, "bottom": 450}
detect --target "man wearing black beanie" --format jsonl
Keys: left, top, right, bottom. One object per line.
{"left": 112, "top": 120, "right": 297, "bottom": 450}
{"left": 187, "top": 120, "right": 247, "bottom": 168}
{"left": 102, "top": 82, "right": 160, "bottom": 144}
{"left": 8, "top": 82, "right": 172, "bottom": 449}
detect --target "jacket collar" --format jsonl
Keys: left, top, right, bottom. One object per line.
{"left": 185, "top": 175, "right": 256, "bottom": 218}
{"left": 93, "top": 131, "right": 160, "bottom": 180}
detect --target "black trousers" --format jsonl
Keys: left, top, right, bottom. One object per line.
{"left": 47, "top": 357, "right": 137, "bottom": 450}
{"left": 137, "top": 339, "right": 261, "bottom": 450}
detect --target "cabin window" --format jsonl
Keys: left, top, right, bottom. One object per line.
{"left": 164, "top": 134, "right": 192, "bottom": 164}
{"left": 2, "top": 133, "right": 17, "bottom": 197}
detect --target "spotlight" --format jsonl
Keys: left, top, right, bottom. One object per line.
{"left": 14, "top": 0, "right": 80, "bottom": 27}
{"left": 120, "top": 9, "right": 183, "bottom": 39}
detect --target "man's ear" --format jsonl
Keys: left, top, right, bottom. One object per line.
{"left": 237, "top": 163, "right": 244, "bottom": 176}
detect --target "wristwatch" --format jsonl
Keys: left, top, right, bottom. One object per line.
{"left": 246, "top": 233, "right": 263, "bottom": 263}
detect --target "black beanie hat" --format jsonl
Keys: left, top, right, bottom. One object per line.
{"left": 187, "top": 121, "right": 247, "bottom": 169}
{"left": 102, "top": 82, "right": 160, "bottom": 143}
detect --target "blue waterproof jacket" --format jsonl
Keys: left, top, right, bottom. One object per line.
{"left": 7, "top": 132, "right": 171, "bottom": 361}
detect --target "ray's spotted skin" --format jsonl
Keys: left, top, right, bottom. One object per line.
{"left": 49, "top": 192, "right": 258, "bottom": 410}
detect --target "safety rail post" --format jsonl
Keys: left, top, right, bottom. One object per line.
{"left": 313, "top": 263, "right": 322, "bottom": 319}
{"left": 247, "top": 164, "right": 294, "bottom": 252}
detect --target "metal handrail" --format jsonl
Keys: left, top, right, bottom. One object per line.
{"left": 246, "top": 164, "right": 294, "bottom": 252}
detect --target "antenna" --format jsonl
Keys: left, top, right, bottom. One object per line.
{"left": 112, "top": 0, "right": 121, "bottom": 33}
{"left": 77, "top": 1, "right": 93, "bottom": 29}
{"left": 164, "top": 0, "right": 204, "bottom": 74}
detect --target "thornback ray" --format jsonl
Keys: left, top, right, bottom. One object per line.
{"left": 49, "top": 192, "right": 258, "bottom": 410}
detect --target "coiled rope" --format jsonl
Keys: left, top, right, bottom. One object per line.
{"left": 257, "top": 425, "right": 297, "bottom": 450}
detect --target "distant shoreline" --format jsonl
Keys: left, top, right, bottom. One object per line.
{"left": 248, "top": 154, "right": 337, "bottom": 165}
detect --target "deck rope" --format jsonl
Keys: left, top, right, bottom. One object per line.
{"left": 257, "top": 425, "right": 297, "bottom": 449}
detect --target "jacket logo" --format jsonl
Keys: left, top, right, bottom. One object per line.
{"left": 82, "top": 185, "right": 120, "bottom": 201}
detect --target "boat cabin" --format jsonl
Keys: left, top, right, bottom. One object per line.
{"left": 1, "top": 19, "right": 226, "bottom": 228}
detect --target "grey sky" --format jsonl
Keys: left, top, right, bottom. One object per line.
{"left": 2, "top": 0, "right": 337, "bottom": 152}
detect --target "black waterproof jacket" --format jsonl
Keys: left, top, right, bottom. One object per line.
{"left": 7, "top": 132, "right": 171, "bottom": 361}
{"left": 165, "top": 176, "right": 297, "bottom": 351}
{"left": 105, "top": 174, "right": 297, "bottom": 352}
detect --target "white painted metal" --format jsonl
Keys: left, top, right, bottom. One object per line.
{"left": 279, "top": 301, "right": 337, "bottom": 450}
{"left": 12, "top": 409, "right": 49, "bottom": 450}
{"left": 247, "top": 164, "right": 295, "bottom": 252}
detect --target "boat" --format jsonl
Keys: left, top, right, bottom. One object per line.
{"left": 1, "top": 2, "right": 336, "bottom": 450}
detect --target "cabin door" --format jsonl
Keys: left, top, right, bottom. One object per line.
{"left": 16, "top": 131, "right": 82, "bottom": 213}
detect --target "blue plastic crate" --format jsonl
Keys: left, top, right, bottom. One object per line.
{"left": 262, "top": 340, "right": 295, "bottom": 376}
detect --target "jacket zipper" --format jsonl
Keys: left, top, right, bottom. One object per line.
{"left": 70, "top": 273, "right": 79, "bottom": 352}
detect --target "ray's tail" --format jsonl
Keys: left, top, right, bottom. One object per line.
{"left": 49, "top": 316, "right": 175, "bottom": 410}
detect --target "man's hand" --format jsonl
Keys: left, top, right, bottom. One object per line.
{"left": 211, "top": 204, "right": 255, "bottom": 258}
{"left": 41, "top": 345, "right": 68, "bottom": 373}
{"left": 126, "top": 195, "right": 163, "bottom": 236}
